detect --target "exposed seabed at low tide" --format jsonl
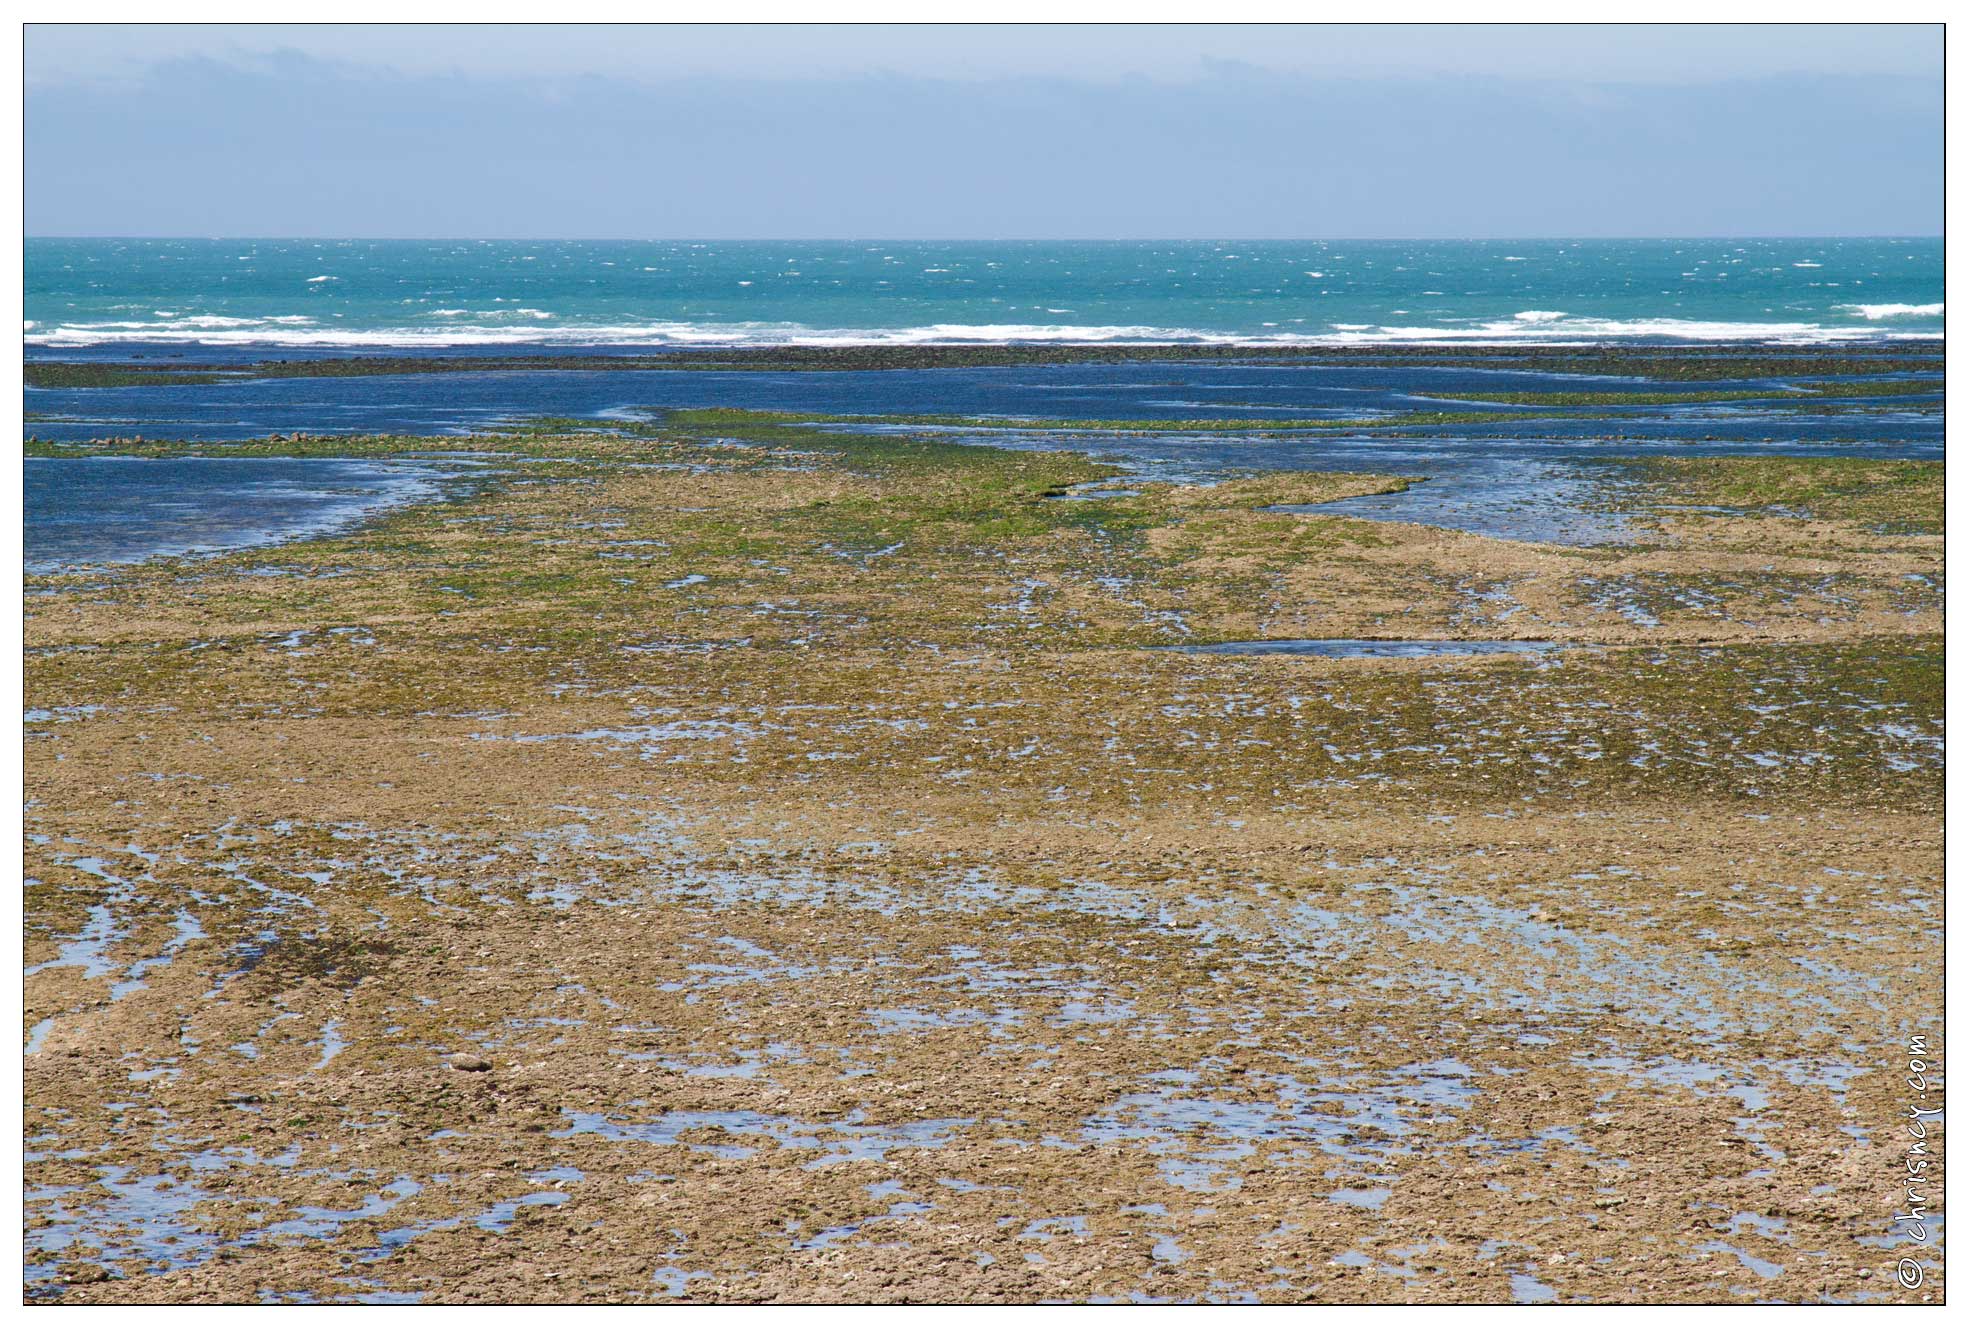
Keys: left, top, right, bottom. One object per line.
{"left": 1168, "top": 639, "right": 1567, "bottom": 659}
{"left": 22, "top": 342, "right": 1944, "bottom": 1304}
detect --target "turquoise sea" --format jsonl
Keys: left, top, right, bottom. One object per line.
{"left": 24, "top": 237, "right": 1943, "bottom": 347}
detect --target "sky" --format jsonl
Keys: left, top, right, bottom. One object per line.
{"left": 24, "top": 24, "right": 1944, "bottom": 239}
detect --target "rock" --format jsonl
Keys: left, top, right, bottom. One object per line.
{"left": 61, "top": 1263, "right": 110, "bottom": 1285}
{"left": 449, "top": 1053, "right": 492, "bottom": 1073}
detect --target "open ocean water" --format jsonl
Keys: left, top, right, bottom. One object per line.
{"left": 25, "top": 237, "right": 1943, "bottom": 347}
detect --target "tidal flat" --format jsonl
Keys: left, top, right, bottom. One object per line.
{"left": 23, "top": 398, "right": 1942, "bottom": 1303}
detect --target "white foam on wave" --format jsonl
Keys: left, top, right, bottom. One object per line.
{"left": 1836, "top": 302, "right": 1944, "bottom": 320}
{"left": 24, "top": 311, "right": 1943, "bottom": 349}
{"left": 32, "top": 314, "right": 321, "bottom": 336}
{"left": 1322, "top": 314, "right": 1938, "bottom": 345}
{"left": 27, "top": 319, "right": 1207, "bottom": 348}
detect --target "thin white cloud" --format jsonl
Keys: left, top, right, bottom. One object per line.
{"left": 25, "top": 22, "right": 1944, "bottom": 89}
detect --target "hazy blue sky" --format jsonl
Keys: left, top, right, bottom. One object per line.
{"left": 25, "top": 24, "right": 1942, "bottom": 238}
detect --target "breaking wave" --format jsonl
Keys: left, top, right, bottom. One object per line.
{"left": 24, "top": 310, "right": 1944, "bottom": 349}
{"left": 1836, "top": 302, "right": 1945, "bottom": 320}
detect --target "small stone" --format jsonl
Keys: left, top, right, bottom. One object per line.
{"left": 449, "top": 1053, "right": 492, "bottom": 1073}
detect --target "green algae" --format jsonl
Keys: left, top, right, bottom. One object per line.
{"left": 1613, "top": 456, "right": 1943, "bottom": 532}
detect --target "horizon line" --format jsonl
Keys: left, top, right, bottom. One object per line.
{"left": 25, "top": 234, "right": 1947, "bottom": 244}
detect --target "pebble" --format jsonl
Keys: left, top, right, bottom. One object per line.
{"left": 449, "top": 1053, "right": 492, "bottom": 1073}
